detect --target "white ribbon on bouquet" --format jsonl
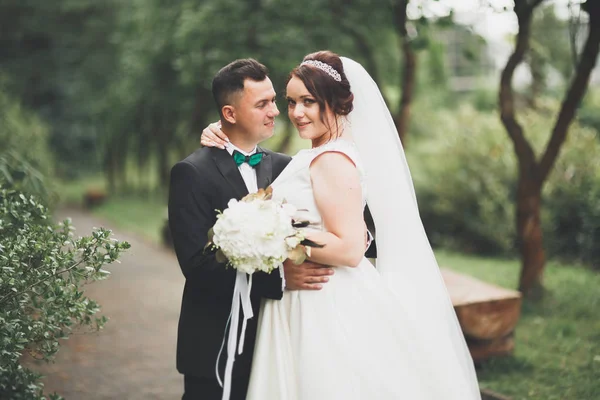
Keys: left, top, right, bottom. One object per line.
{"left": 216, "top": 271, "right": 253, "bottom": 400}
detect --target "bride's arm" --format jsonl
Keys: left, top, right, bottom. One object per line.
{"left": 200, "top": 121, "right": 229, "bottom": 149}
{"left": 304, "top": 151, "right": 365, "bottom": 268}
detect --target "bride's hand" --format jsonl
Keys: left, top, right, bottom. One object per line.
{"left": 200, "top": 121, "right": 229, "bottom": 149}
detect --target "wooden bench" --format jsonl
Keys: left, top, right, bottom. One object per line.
{"left": 441, "top": 268, "right": 522, "bottom": 362}
{"left": 83, "top": 189, "right": 107, "bottom": 209}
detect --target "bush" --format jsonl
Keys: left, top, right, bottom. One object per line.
{"left": 409, "top": 105, "right": 516, "bottom": 254}
{"left": 0, "top": 87, "right": 130, "bottom": 398}
{"left": 579, "top": 88, "right": 600, "bottom": 135}
{"left": 542, "top": 127, "right": 600, "bottom": 267}
{"left": 0, "top": 188, "right": 130, "bottom": 399}
{"left": 0, "top": 89, "right": 54, "bottom": 178}
{"left": 0, "top": 88, "right": 55, "bottom": 203}
{"left": 409, "top": 101, "right": 600, "bottom": 266}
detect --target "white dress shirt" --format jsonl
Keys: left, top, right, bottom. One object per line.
{"left": 225, "top": 142, "right": 259, "bottom": 194}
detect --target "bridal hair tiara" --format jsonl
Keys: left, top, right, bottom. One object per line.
{"left": 300, "top": 60, "right": 342, "bottom": 82}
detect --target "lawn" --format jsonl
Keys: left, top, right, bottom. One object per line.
{"left": 437, "top": 250, "right": 600, "bottom": 400}
{"left": 55, "top": 176, "right": 167, "bottom": 245}
{"left": 54, "top": 181, "right": 600, "bottom": 399}
{"left": 91, "top": 195, "right": 167, "bottom": 245}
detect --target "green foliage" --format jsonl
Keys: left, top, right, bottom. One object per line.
{"left": 0, "top": 88, "right": 55, "bottom": 203}
{"left": 0, "top": 88, "right": 53, "bottom": 176}
{"left": 0, "top": 0, "right": 119, "bottom": 177}
{"left": 579, "top": 88, "right": 600, "bottom": 134}
{"left": 543, "top": 127, "right": 600, "bottom": 267}
{"left": 0, "top": 188, "right": 130, "bottom": 399}
{"left": 410, "top": 101, "right": 600, "bottom": 266}
{"left": 530, "top": 4, "right": 574, "bottom": 83}
{"left": 410, "top": 105, "right": 516, "bottom": 254}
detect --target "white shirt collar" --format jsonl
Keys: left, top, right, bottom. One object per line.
{"left": 225, "top": 142, "right": 257, "bottom": 157}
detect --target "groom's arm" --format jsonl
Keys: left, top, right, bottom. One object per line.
{"left": 252, "top": 270, "right": 284, "bottom": 299}
{"left": 168, "top": 161, "right": 236, "bottom": 295}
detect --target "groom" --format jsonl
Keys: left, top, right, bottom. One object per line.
{"left": 168, "top": 59, "right": 335, "bottom": 400}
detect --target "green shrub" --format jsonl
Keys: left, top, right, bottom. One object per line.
{"left": 579, "top": 88, "right": 600, "bottom": 135}
{"left": 0, "top": 87, "right": 130, "bottom": 399}
{"left": 0, "top": 89, "right": 54, "bottom": 177}
{"left": 0, "top": 188, "right": 130, "bottom": 399}
{"left": 542, "top": 126, "right": 600, "bottom": 267}
{"left": 0, "top": 88, "right": 55, "bottom": 203}
{"left": 409, "top": 101, "right": 600, "bottom": 266}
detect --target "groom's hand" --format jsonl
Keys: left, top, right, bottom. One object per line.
{"left": 283, "top": 259, "right": 334, "bottom": 291}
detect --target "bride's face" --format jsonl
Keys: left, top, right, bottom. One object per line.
{"left": 286, "top": 76, "right": 335, "bottom": 144}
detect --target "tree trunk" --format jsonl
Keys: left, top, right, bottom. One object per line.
{"left": 516, "top": 176, "right": 544, "bottom": 298}
{"left": 392, "top": 0, "right": 416, "bottom": 147}
{"left": 499, "top": 1, "right": 544, "bottom": 298}
{"left": 157, "top": 135, "right": 169, "bottom": 189}
{"left": 105, "top": 148, "right": 116, "bottom": 194}
{"left": 396, "top": 38, "right": 416, "bottom": 146}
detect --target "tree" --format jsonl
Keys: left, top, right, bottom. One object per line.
{"left": 0, "top": 0, "right": 121, "bottom": 177}
{"left": 499, "top": 0, "right": 600, "bottom": 298}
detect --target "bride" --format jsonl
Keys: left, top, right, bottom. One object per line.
{"left": 203, "top": 51, "right": 481, "bottom": 399}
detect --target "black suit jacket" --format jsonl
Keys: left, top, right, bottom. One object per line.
{"left": 168, "top": 146, "right": 292, "bottom": 378}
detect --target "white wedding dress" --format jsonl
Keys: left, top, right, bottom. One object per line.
{"left": 245, "top": 139, "right": 479, "bottom": 400}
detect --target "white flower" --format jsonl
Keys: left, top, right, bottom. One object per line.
{"left": 211, "top": 196, "right": 302, "bottom": 274}
{"left": 285, "top": 235, "right": 301, "bottom": 249}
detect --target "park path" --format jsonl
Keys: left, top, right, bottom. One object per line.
{"left": 25, "top": 207, "right": 185, "bottom": 400}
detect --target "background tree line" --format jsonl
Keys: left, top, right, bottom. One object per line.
{"left": 1, "top": 0, "right": 599, "bottom": 302}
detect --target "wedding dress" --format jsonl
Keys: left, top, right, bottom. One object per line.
{"left": 245, "top": 140, "right": 479, "bottom": 399}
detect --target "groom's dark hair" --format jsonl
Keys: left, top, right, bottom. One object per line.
{"left": 212, "top": 59, "right": 269, "bottom": 117}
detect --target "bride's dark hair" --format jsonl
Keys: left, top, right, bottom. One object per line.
{"left": 289, "top": 50, "right": 354, "bottom": 139}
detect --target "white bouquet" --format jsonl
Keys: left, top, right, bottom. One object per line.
{"left": 206, "top": 186, "right": 317, "bottom": 274}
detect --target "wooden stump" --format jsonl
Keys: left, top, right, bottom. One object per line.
{"left": 481, "top": 388, "right": 513, "bottom": 400}
{"left": 441, "top": 268, "right": 522, "bottom": 362}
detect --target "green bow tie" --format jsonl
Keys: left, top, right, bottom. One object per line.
{"left": 232, "top": 150, "right": 264, "bottom": 167}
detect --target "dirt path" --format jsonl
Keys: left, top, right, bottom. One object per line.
{"left": 25, "top": 207, "right": 185, "bottom": 400}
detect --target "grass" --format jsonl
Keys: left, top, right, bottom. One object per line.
{"left": 55, "top": 176, "right": 166, "bottom": 245}
{"left": 437, "top": 250, "right": 600, "bottom": 400}
{"left": 54, "top": 178, "right": 600, "bottom": 399}
{"left": 91, "top": 194, "right": 166, "bottom": 245}
{"left": 53, "top": 174, "right": 107, "bottom": 206}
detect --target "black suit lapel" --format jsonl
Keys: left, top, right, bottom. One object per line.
{"left": 211, "top": 147, "right": 248, "bottom": 198}
{"left": 255, "top": 147, "right": 272, "bottom": 190}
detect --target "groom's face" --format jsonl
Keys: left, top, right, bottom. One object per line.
{"left": 234, "top": 77, "right": 279, "bottom": 143}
